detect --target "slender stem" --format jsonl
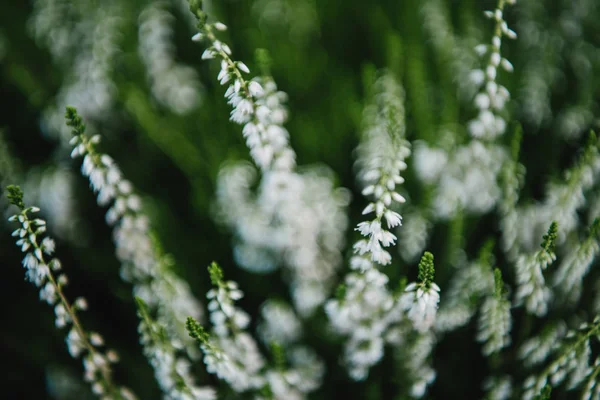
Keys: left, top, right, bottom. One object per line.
{"left": 22, "top": 212, "right": 122, "bottom": 398}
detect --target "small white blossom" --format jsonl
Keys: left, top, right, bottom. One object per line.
{"left": 477, "top": 294, "right": 512, "bottom": 355}
{"left": 514, "top": 223, "right": 556, "bottom": 317}
{"left": 403, "top": 282, "right": 441, "bottom": 333}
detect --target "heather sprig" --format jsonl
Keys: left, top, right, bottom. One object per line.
{"left": 188, "top": 262, "right": 324, "bottom": 398}
{"left": 189, "top": 2, "right": 294, "bottom": 172}
{"left": 467, "top": 0, "right": 517, "bottom": 140}
{"left": 403, "top": 252, "right": 441, "bottom": 332}
{"left": 514, "top": 222, "right": 558, "bottom": 316}
{"left": 553, "top": 218, "right": 600, "bottom": 305}
{"left": 352, "top": 72, "right": 410, "bottom": 269}
{"left": 499, "top": 124, "right": 526, "bottom": 260}
{"left": 6, "top": 185, "right": 135, "bottom": 400}
{"left": 477, "top": 268, "right": 512, "bottom": 355}
{"left": 521, "top": 318, "right": 600, "bottom": 400}
{"left": 548, "top": 132, "right": 600, "bottom": 236}
{"left": 65, "top": 107, "right": 206, "bottom": 391}
{"left": 136, "top": 298, "right": 215, "bottom": 400}
{"left": 325, "top": 72, "right": 410, "bottom": 380}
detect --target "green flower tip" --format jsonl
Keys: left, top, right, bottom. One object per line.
{"left": 208, "top": 262, "right": 224, "bottom": 286}
{"left": 493, "top": 268, "right": 505, "bottom": 298}
{"left": 188, "top": 0, "right": 207, "bottom": 27}
{"left": 134, "top": 296, "right": 152, "bottom": 322}
{"left": 188, "top": 0, "right": 202, "bottom": 14}
{"left": 478, "top": 239, "right": 496, "bottom": 266}
{"left": 587, "top": 130, "right": 598, "bottom": 149}
{"left": 540, "top": 221, "right": 558, "bottom": 254}
{"left": 533, "top": 385, "right": 551, "bottom": 400}
{"left": 417, "top": 251, "right": 435, "bottom": 288}
{"left": 64, "top": 106, "right": 86, "bottom": 136}
{"left": 511, "top": 123, "right": 523, "bottom": 161}
{"left": 6, "top": 185, "right": 25, "bottom": 210}
{"left": 185, "top": 316, "right": 209, "bottom": 344}
{"left": 134, "top": 296, "right": 148, "bottom": 311}
{"left": 335, "top": 283, "right": 346, "bottom": 302}
{"left": 591, "top": 218, "right": 600, "bottom": 237}
{"left": 270, "top": 342, "right": 286, "bottom": 370}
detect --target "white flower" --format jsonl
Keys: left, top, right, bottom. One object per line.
{"left": 477, "top": 295, "right": 512, "bottom": 355}
{"left": 514, "top": 250, "right": 555, "bottom": 316}
{"left": 403, "top": 283, "right": 441, "bottom": 332}
{"left": 67, "top": 328, "right": 85, "bottom": 357}
{"left": 39, "top": 282, "right": 57, "bottom": 305}
{"left": 466, "top": 0, "right": 516, "bottom": 140}
{"left": 42, "top": 237, "right": 55, "bottom": 255}
{"left": 258, "top": 300, "right": 302, "bottom": 345}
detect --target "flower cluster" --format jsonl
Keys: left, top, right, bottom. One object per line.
{"left": 326, "top": 251, "right": 441, "bottom": 387}
{"left": 192, "top": 20, "right": 294, "bottom": 172}
{"left": 552, "top": 218, "right": 600, "bottom": 302}
{"left": 257, "top": 300, "right": 302, "bottom": 346}
{"left": 477, "top": 269, "right": 512, "bottom": 355}
{"left": 193, "top": 264, "right": 265, "bottom": 392}
{"left": 5, "top": 185, "right": 135, "bottom": 400}
{"left": 540, "top": 133, "right": 600, "bottom": 241}
{"left": 514, "top": 222, "right": 558, "bottom": 316}
{"left": 467, "top": 0, "right": 517, "bottom": 140}
{"left": 483, "top": 376, "right": 513, "bottom": 400}
{"left": 65, "top": 107, "right": 205, "bottom": 391}
{"left": 519, "top": 322, "right": 568, "bottom": 368}
{"left": 509, "top": 133, "right": 600, "bottom": 256}
{"left": 324, "top": 72, "right": 412, "bottom": 380}
{"left": 325, "top": 269, "right": 401, "bottom": 380}
{"left": 187, "top": 263, "right": 324, "bottom": 398}
{"left": 136, "top": 298, "right": 215, "bottom": 400}
{"left": 352, "top": 73, "right": 409, "bottom": 268}
{"left": 215, "top": 162, "right": 350, "bottom": 316}
{"left": 258, "top": 300, "right": 324, "bottom": 400}
{"left": 397, "top": 209, "right": 431, "bottom": 263}
{"left": 138, "top": 1, "right": 203, "bottom": 114}
{"left": 414, "top": 140, "right": 507, "bottom": 219}
{"left": 401, "top": 332, "right": 437, "bottom": 398}
{"left": 521, "top": 318, "right": 600, "bottom": 400}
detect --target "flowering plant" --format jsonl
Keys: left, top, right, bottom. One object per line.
{"left": 1, "top": 0, "right": 600, "bottom": 399}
